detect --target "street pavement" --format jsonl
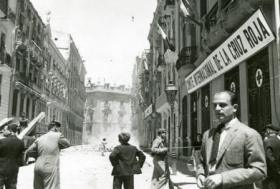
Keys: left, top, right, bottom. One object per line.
{"left": 17, "top": 145, "right": 198, "bottom": 189}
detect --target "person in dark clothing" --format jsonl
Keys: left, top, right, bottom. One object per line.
{"left": 263, "top": 125, "right": 280, "bottom": 189}
{"left": 19, "top": 112, "right": 28, "bottom": 134}
{"left": 0, "top": 124, "right": 24, "bottom": 189}
{"left": 109, "top": 132, "right": 146, "bottom": 189}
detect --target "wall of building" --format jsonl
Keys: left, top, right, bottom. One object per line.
{"left": 141, "top": 0, "right": 280, "bottom": 159}
{"left": 83, "top": 82, "right": 132, "bottom": 146}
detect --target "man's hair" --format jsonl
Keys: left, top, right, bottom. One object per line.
{"left": 217, "top": 90, "right": 238, "bottom": 105}
{"left": 8, "top": 124, "right": 18, "bottom": 133}
{"left": 118, "top": 132, "right": 130, "bottom": 144}
{"left": 48, "top": 121, "right": 61, "bottom": 130}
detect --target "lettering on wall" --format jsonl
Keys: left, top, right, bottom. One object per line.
{"left": 185, "top": 9, "right": 275, "bottom": 93}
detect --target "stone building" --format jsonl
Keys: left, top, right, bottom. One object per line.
{"left": 0, "top": 0, "right": 17, "bottom": 120}
{"left": 0, "top": 0, "right": 86, "bottom": 145}
{"left": 141, "top": 0, "right": 280, "bottom": 159}
{"left": 83, "top": 82, "right": 132, "bottom": 145}
{"left": 52, "top": 30, "right": 86, "bottom": 145}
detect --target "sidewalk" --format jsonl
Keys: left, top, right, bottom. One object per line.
{"left": 144, "top": 153, "right": 198, "bottom": 189}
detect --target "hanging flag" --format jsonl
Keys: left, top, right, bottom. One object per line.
{"left": 156, "top": 23, "right": 175, "bottom": 52}
{"left": 179, "top": 0, "right": 201, "bottom": 26}
{"left": 157, "top": 23, "right": 167, "bottom": 40}
{"left": 143, "top": 59, "right": 148, "bottom": 70}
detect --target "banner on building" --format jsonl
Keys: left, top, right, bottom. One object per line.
{"left": 185, "top": 9, "right": 275, "bottom": 93}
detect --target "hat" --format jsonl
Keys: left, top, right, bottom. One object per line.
{"left": 158, "top": 128, "right": 166, "bottom": 135}
{"left": 8, "top": 124, "right": 18, "bottom": 133}
{"left": 48, "top": 121, "right": 61, "bottom": 130}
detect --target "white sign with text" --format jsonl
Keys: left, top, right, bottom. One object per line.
{"left": 185, "top": 9, "right": 275, "bottom": 93}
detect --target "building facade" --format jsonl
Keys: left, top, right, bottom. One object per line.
{"left": 139, "top": 0, "right": 280, "bottom": 159}
{"left": 0, "top": 0, "right": 17, "bottom": 120}
{"left": 0, "top": 0, "right": 86, "bottom": 145}
{"left": 83, "top": 82, "right": 132, "bottom": 145}
{"left": 52, "top": 30, "right": 86, "bottom": 145}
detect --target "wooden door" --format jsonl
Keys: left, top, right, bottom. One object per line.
{"left": 247, "top": 48, "right": 271, "bottom": 133}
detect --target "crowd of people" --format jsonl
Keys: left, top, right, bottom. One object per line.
{"left": 0, "top": 120, "right": 70, "bottom": 189}
{"left": 108, "top": 90, "right": 280, "bottom": 189}
{"left": 0, "top": 90, "right": 280, "bottom": 189}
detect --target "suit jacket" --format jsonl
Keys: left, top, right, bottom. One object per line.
{"left": 109, "top": 143, "right": 146, "bottom": 176}
{"left": 0, "top": 135, "right": 24, "bottom": 175}
{"left": 197, "top": 119, "right": 267, "bottom": 189}
{"left": 151, "top": 136, "right": 168, "bottom": 161}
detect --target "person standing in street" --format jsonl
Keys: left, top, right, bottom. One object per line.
{"left": 24, "top": 121, "right": 70, "bottom": 189}
{"left": 151, "top": 128, "right": 173, "bottom": 189}
{"left": 109, "top": 132, "right": 146, "bottom": 189}
{"left": 196, "top": 91, "right": 267, "bottom": 189}
{"left": 100, "top": 138, "right": 107, "bottom": 156}
{"left": 0, "top": 124, "right": 24, "bottom": 189}
{"left": 19, "top": 112, "right": 29, "bottom": 133}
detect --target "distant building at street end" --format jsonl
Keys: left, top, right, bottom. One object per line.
{"left": 83, "top": 81, "right": 132, "bottom": 145}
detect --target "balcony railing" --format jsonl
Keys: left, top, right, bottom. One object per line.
{"left": 201, "top": 0, "right": 260, "bottom": 51}
{"left": 176, "top": 46, "right": 197, "bottom": 70}
{"left": 30, "top": 40, "right": 44, "bottom": 67}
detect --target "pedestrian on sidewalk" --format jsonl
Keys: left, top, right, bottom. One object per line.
{"left": 150, "top": 128, "right": 173, "bottom": 189}
{"left": 196, "top": 91, "right": 266, "bottom": 189}
{"left": 109, "top": 132, "right": 146, "bottom": 189}
{"left": 0, "top": 124, "right": 24, "bottom": 189}
{"left": 24, "top": 121, "right": 70, "bottom": 189}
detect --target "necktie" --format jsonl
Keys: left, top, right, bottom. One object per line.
{"left": 209, "top": 124, "right": 224, "bottom": 165}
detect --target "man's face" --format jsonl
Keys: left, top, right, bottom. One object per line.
{"left": 160, "top": 132, "right": 166, "bottom": 140}
{"left": 212, "top": 92, "right": 237, "bottom": 124}
{"left": 54, "top": 126, "right": 61, "bottom": 132}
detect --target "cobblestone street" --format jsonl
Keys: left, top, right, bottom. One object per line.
{"left": 18, "top": 145, "right": 153, "bottom": 189}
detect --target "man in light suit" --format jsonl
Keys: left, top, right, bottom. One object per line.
{"left": 196, "top": 91, "right": 266, "bottom": 189}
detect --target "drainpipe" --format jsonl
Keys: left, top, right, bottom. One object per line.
{"left": 274, "top": 0, "right": 280, "bottom": 124}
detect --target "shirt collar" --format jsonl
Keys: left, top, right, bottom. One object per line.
{"left": 224, "top": 118, "right": 238, "bottom": 130}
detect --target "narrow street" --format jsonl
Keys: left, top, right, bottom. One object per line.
{"left": 18, "top": 145, "right": 153, "bottom": 189}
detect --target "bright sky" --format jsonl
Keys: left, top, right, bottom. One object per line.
{"left": 30, "top": 0, "right": 157, "bottom": 86}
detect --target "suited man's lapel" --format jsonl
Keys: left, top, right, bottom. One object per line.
{"left": 216, "top": 120, "right": 240, "bottom": 163}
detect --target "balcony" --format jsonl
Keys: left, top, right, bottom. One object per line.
{"left": 201, "top": 0, "right": 260, "bottom": 51}
{"left": 157, "top": 54, "right": 166, "bottom": 72}
{"left": 223, "top": 0, "right": 260, "bottom": 33}
{"left": 176, "top": 46, "right": 197, "bottom": 70}
{"left": 29, "top": 40, "right": 44, "bottom": 67}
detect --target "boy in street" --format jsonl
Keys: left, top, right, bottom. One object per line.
{"left": 109, "top": 132, "right": 146, "bottom": 189}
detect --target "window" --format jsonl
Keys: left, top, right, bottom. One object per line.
{"left": 0, "top": 33, "right": 5, "bottom": 64}
{"left": 200, "top": 0, "right": 207, "bottom": 18}
{"left": 12, "top": 90, "right": 19, "bottom": 116}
